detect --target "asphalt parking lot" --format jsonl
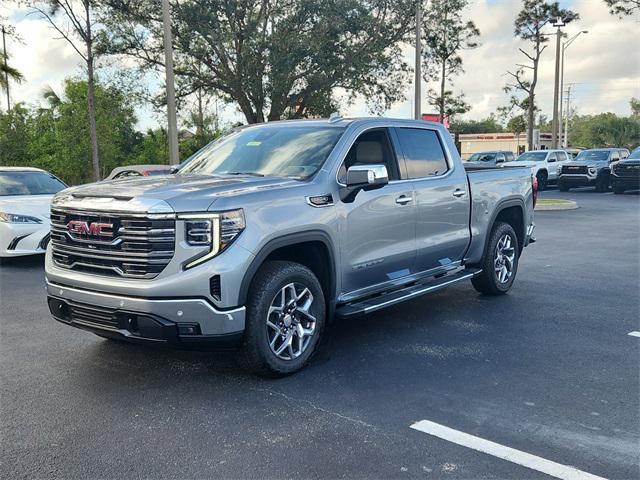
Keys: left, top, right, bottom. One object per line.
{"left": 1, "top": 188, "right": 639, "bottom": 479}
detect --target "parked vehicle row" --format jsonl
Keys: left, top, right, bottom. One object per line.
{"left": 466, "top": 146, "right": 636, "bottom": 193}
{"left": 465, "top": 149, "right": 573, "bottom": 191}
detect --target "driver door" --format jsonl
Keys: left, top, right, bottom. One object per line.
{"left": 338, "top": 128, "right": 417, "bottom": 297}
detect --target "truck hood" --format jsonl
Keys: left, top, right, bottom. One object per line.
{"left": 57, "top": 174, "right": 300, "bottom": 213}
{"left": 564, "top": 160, "right": 608, "bottom": 168}
{"left": 0, "top": 194, "right": 54, "bottom": 220}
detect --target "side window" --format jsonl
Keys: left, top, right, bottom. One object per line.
{"left": 547, "top": 152, "right": 557, "bottom": 162}
{"left": 338, "top": 129, "right": 399, "bottom": 183}
{"left": 506, "top": 152, "right": 515, "bottom": 162}
{"left": 395, "top": 128, "right": 449, "bottom": 178}
{"left": 610, "top": 151, "right": 620, "bottom": 161}
{"left": 557, "top": 152, "right": 567, "bottom": 161}
{"left": 496, "top": 153, "right": 506, "bottom": 163}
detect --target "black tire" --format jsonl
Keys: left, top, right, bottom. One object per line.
{"left": 471, "top": 221, "right": 520, "bottom": 295}
{"left": 243, "top": 261, "right": 326, "bottom": 377}
{"left": 595, "top": 174, "right": 609, "bottom": 192}
{"left": 613, "top": 184, "right": 626, "bottom": 194}
{"left": 536, "top": 171, "right": 548, "bottom": 191}
{"left": 558, "top": 179, "right": 569, "bottom": 192}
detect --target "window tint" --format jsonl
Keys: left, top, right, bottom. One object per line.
{"left": 557, "top": 152, "right": 567, "bottom": 161}
{"left": 506, "top": 152, "right": 515, "bottom": 162}
{"left": 339, "top": 129, "right": 399, "bottom": 182}
{"left": 610, "top": 151, "right": 620, "bottom": 161}
{"left": 395, "top": 128, "right": 448, "bottom": 178}
{"left": 547, "top": 152, "right": 557, "bottom": 162}
{"left": 0, "top": 171, "right": 66, "bottom": 196}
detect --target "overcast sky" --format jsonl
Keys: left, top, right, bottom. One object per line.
{"left": 2, "top": 0, "right": 638, "bottom": 131}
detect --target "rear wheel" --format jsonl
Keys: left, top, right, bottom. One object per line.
{"left": 472, "top": 222, "right": 519, "bottom": 295}
{"left": 536, "top": 171, "right": 548, "bottom": 191}
{"left": 243, "top": 261, "right": 325, "bottom": 377}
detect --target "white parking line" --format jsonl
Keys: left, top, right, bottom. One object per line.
{"left": 628, "top": 331, "right": 640, "bottom": 338}
{"left": 410, "top": 420, "right": 607, "bottom": 480}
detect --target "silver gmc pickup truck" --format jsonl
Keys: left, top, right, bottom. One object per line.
{"left": 45, "top": 118, "right": 536, "bottom": 375}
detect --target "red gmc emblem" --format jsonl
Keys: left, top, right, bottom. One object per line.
{"left": 67, "top": 220, "right": 114, "bottom": 238}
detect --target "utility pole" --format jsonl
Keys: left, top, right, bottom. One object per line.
{"left": 1, "top": 25, "right": 9, "bottom": 111}
{"left": 414, "top": 0, "right": 422, "bottom": 120}
{"left": 551, "top": 17, "right": 565, "bottom": 149}
{"left": 558, "top": 30, "right": 587, "bottom": 150}
{"left": 162, "top": 0, "right": 180, "bottom": 165}
{"left": 564, "top": 84, "right": 573, "bottom": 148}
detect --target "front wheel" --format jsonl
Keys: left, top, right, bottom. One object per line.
{"left": 472, "top": 222, "right": 520, "bottom": 295}
{"left": 595, "top": 175, "right": 610, "bottom": 192}
{"left": 243, "top": 261, "right": 325, "bottom": 377}
{"left": 558, "top": 179, "right": 569, "bottom": 192}
{"left": 536, "top": 171, "right": 548, "bottom": 191}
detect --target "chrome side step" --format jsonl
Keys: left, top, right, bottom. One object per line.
{"left": 335, "top": 268, "right": 481, "bottom": 319}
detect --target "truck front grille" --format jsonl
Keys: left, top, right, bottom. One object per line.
{"left": 613, "top": 164, "right": 640, "bottom": 178}
{"left": 562, "top": 165, "right": 588, "bottom": 175}
{"left": 50, "top": 208, "right": 175, "bottom": 279}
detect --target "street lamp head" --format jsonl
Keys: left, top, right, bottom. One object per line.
{"left": 553, "top": 17, "right": 566, "bottom": 27}
{"left": 581, "top": 30, "right": 589, "bottom": 34}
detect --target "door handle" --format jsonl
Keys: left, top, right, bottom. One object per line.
{"left": 452, "top": 189, "right": 466, "bottom": 198}
{"left": 395, "top": 195, "right": 413, "bottom": 205}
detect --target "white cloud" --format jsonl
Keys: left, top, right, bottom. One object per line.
{"left": 2, "top": 0, "right": 638, "bottom": 128}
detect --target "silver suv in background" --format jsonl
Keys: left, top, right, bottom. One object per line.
{"left": 511, "top": 150, "right": 573, "bottom": 190}
{"left": 46, "top": 118, "right": 536, "bottom": 376}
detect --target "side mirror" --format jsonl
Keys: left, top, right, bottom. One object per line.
{"left": 341, "top": 164, "right": 389, "bottom": 202}
{"left": 496, "top": 157, "right": 505, "bottom": 164}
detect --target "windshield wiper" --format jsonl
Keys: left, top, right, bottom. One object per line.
{"left": 219, "top": 171, "right": 265, "bottom": 177}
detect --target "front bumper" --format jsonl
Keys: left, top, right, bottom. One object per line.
{"left": 611, "top": 176, "right": 640, "bottom": 189}
{"left": 46, "top": 280, "right": 245, "bottom": 349}
{"left": 558, "top": 173, "right": 596, "bottom": 187}
{"left": 0, "top": 222, "right": 50, "bottom": 257}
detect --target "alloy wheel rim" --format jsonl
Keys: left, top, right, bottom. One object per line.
{"left": 266, "top": 282, "right": 316, "bottom": 361}
{"left": 494, "top": 234, "right": 515, "bottom": 284}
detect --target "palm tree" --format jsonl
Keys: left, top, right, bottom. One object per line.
{"left": 0, "top": 61, "right": 24, "bottom": 111}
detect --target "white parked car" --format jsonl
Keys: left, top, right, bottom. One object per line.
{"left": 0, "top": 167, "right": 67, "bottom": 258}
{"left": 511, "top": 150, "right": 573, "bottom": 190}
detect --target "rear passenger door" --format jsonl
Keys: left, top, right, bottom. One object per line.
{"left": 393, "top": 127, "right": 471, "bottom": 273}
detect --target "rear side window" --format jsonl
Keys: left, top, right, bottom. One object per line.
{"left": 395, "top": 128, "right": 449, "bottom": 178}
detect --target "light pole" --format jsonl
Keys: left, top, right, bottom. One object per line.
{"left": 414, "top": 0, "right": 422, "bottom": 120}
{"left": 558, "top": 30, "right": 588, "bottom": 148}
{"left": 551, "top": 17, "right": 565, "bottom": 149}
{"left": 1, "top": 25, "right": 9, "bottom": 111}
{"left": 162, "top": 0, "right": 180, "bottom": 165}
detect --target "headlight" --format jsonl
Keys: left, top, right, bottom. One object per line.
{"left": 0, "top": 212, "right": 43, "bottom": 224}
{"left": 179, "top": 209, "right": 245, "bottom": 269}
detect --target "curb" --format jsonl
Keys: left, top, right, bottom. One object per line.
{"left": 535, "top": 200, "right": 578, "bottom": 211}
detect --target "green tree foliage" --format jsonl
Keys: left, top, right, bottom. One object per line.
{"left": 449, "top": 115, "right": 504, "bottom": 134}
{"left": 99, "top": 0, "right": 416, "bottom": 124}
{"left": 568, "top": 113, "right": 640, "bottom": 149}
{"left": 422, "top": 0, "right": 479, "bottom": 122}
{"left": 505, "top": 0, "right": 578, "bottom": 148}
{"left": 0, "top": 79, "right": 137, "bottom": 184}
{"left": 630, "top": 97, "right": 640, "bottom": 117}
{"left": 603, "top": 0, "right": 639, "bottom": 16}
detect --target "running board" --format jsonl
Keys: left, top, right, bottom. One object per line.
{"left": 335, "top": 268, "right": 481, "bottom": 319}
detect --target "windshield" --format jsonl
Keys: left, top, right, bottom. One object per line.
{"left": 468, "top": 152, "right": 497, "bottom": 162}
{"left": 629, "top": 148, "right": 640, "bottom": 159}
{"left": 180, "top": 125, "right": 346, "bottom": 180}
{"left": 575, "top": 150, "right": 609, "bottom": 162}
{"left": 517, "top": 152, "right": 547, "bottom": 162}
{"left": 0, "top": 171, "right": 67, "bottom": 196}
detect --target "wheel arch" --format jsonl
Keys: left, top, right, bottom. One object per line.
{"left": 480, "top": 199, "right": 526, "bottom": 263}
{"left": 238, "top": 231, "right": 338, "bottom": 316}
